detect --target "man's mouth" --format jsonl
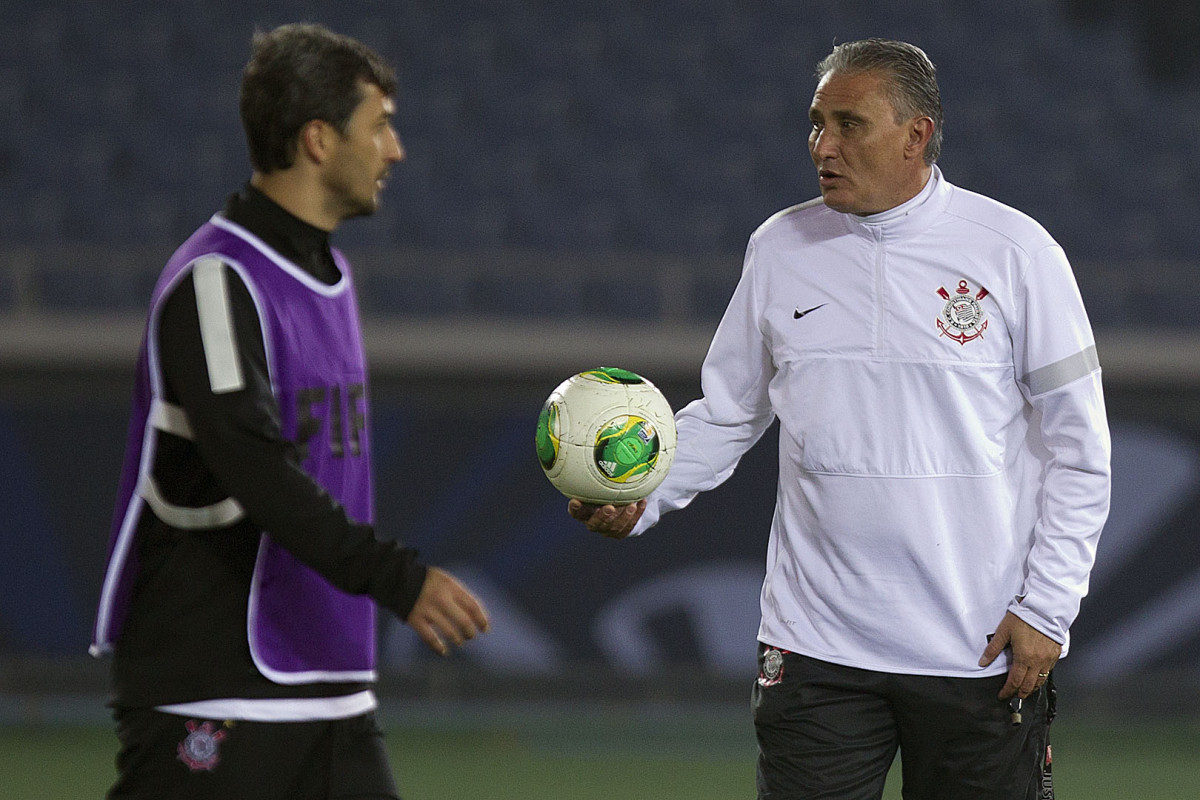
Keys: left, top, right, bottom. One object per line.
{"left": 817, "top": 169, "right": 842, "bottom": 187}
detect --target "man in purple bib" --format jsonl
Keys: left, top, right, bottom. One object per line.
{"left": 91, "top": 24, "right": 490, "bottom": 799}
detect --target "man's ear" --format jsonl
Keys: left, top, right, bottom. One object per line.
{"left": 907, "top": 116, "right": 934, "bottom": 160}
{"left": 298, "top": 119, "right": 335, "bottom": 166}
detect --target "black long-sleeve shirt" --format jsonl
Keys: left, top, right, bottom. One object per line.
{"left": 111, "top": 186, "right": 426, "bottom": 708}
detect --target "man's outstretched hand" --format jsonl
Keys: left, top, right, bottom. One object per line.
{"left": 567, "top": 498, "right": 646, "bottom": 539}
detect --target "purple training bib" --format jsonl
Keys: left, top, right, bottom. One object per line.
{"left": 92, "top": 215, "right": 377, "bottom": 684}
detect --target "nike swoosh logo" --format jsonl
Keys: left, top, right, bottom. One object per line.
{"left": 793, "top": 304, "right": 827, "bottom": 319}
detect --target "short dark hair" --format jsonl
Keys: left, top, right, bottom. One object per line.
{"left": 239, "top": 23, "right": 397, "bottom": 173}
{"left": 816, "top": 39, "right": 944, "bottom": 165}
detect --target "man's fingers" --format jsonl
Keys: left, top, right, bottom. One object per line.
{"left": 584, "top": 503, "right": 618, "bottom": 531}
{"left": 998, "top": 665, "right": 1036, "bottom": 700}
{"left": 412, "top": 607, "right": 471, "bottom": 655}
{"left": 411, "top": 619, "right": 448, "bottom": 657}
{"left": 978, "top": 638, "right": 1004, "bottom": 668}
{"left": 1013, "top": 669, "right": 1040, "bottom": 700}
{"left": 466, "top": 594, "right": 491, "bottom": 633}
{"left": 979, "top": 627, "right": 1009, "bottom": 667}
{"left": 999, "top": 662, "right": 1054, "bottom": 700}
{"left": 599, "top": 499, "right": 646, "bottom": 536}
{"left": 567, "top": 499, "right": 644, "bottom": 538}
{"left": 437, "top": 592, "right": 491, "bottom": 645}
{"left": 444, "top": 596, "right": 487, "bottom": 643}
{"left": 566, "top": 500, "right": 614, "bottom": 530}
{"left": 407, "top": 568, "right": 490, "bottom": 656}
{"left": 437, "top": 579, "right": 490, "bottom": 638}
{"left": 567, "top": 499, "right": 596, "bottom": 521}
{"left": 984, "top": 612, "right": 1061, "bottom": 699}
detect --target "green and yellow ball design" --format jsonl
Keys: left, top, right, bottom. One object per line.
{"left": 578, "top": 366, "right": 645, "bottom": 385}
{"left": 594, "top": 415, "right": 659, "bottom": 483}
{"left": 535, "top": 400, "right": 562, "bottom": 471}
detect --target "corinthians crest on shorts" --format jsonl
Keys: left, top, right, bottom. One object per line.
{"left": 937, "top": 279, "right": 989, "bottom": 345}
{"left": 177, "top": 720, "right": 227, "bottom": 771}
{"left": 758, "top": 647, "right": 787, "bottom": 687}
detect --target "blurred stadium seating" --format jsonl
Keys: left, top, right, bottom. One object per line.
{"left": 1, "top": 0, "right": 1197, "bottom": 325}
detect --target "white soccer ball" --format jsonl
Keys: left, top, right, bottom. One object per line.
{"left": 535, "top": 367, "right": 677, "bottom": 505}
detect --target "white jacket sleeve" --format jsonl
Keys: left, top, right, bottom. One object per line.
{"left": 634, "top": 238, "right": 778, "bottom": 534}
{"left": 1009, "top": 243, "right": 1112, "bottom": 644}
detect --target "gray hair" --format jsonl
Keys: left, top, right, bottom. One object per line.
{"left": 815, "top": 39, "right": 944, "bottom": 165}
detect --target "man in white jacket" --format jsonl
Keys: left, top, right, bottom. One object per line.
{"left": 570, "top": 38, "right": 1110, "bottom": 799}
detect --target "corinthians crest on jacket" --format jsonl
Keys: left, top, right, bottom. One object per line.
{"left": 937, "top": 279, "right": 989, "bottom": 345}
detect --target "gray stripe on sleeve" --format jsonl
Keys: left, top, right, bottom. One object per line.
{"left": 137, "top": 473, "right": 246, "bottom": 529}
{"left": 193, "top": 257, "right": 246, "bottom": 394}
{"left": 1022, "top": 345, "right": 1100, "bottom": 396}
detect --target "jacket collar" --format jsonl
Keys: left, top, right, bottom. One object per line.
{"left": 842, "top": 165, "right": 952, "bottom": 238}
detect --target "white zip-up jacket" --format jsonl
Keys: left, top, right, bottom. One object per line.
{"left": 636, "top": 167, "right": 1111, "bottom": 677}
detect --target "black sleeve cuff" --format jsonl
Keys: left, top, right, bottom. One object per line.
{"left": 392, "top": 560, "right": 429, "bottom": 621}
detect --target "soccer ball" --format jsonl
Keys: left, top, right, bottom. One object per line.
{"left": 535, "top": 367, "right": 676, "bottom": 504}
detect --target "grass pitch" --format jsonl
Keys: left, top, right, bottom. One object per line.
{"left": 3, "top": 710, "right": 1199, "bottom": 799}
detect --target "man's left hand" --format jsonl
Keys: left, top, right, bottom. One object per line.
{"left": 978, "top": 610, "right": 1061, "bottom": 699}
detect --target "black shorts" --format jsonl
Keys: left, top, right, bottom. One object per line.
{"left": 752, "top": 645, "right": 1055, "bottom": 800}
{"left": 108, "top": 708, "right": 400, "bottom": 800}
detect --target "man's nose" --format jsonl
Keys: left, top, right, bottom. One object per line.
{"left": 810, "top": 128, "right": 837, "bottom": 159}
{"left": 387, "top": 128, "right": 405, "bottom": 163}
